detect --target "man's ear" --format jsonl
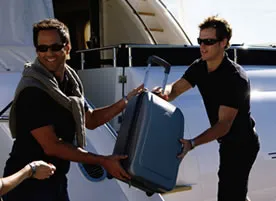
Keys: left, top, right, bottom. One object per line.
{"left": 65, "top": 43, "right": 71, "bottom": 60}
{"left": 221, "top": 38, "right": 228, "bottom": 49}
{"left": 64, "top": 43, "right": 71, "bottom": 54}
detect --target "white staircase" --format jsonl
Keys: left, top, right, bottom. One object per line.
{"left": 101, "top": 0, "right": 191, "bottom": 46}
{"left": 126, "top": 0, "right": 191, "bottom": 44}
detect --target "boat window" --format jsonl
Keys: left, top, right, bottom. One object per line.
{"left": 78, "top": 163, "right": 107, "bottom": 182}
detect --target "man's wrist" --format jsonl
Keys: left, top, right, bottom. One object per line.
{"left": 122, "top": 96, "right": 128, "bottom": 104}
{"left": 0, "top": 178, "right": 3, "bottom": 191}
{"left": 28, "top": 163, "right": 36, "bottom": 178}
{"left": 96, "top": 154, "right": 107, "bottom": 167}
{"left": 189, "top": 139, "right": 196, "bottom": 150}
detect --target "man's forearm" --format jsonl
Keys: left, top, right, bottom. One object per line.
{"left": 0, "top": 165, "right": 30, "bottom": 196}
{"left": 167, "top": 87, "right": 178, "bottom": 102}
{"left": 45, "top": 140, "right": 105, "bottom": 165}
{"left": 193, "top": 121, "right": 231, "bottom": 147}
{"left": 166, "top": 79, "right": 192, "bottom": 102}
{"left": 86, "top": 98, "right": 126, "bottom": 129}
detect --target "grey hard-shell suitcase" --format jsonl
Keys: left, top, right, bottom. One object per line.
{"left": 112, "top": 55, "right": 185, "bottom": 196}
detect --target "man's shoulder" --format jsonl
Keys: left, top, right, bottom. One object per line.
{"left": 17, "top": 87, "right": 52, "bottom": 103}
{"left": 222, "top": 63, "right": 249, "bottom": 89}
{"left": 226, "top": 57, "right": 243, "bottom": 69}
{"left": 190, "top": 58, "right": 204, "bottom": 67}
{"left": 19, "top": 87, "right": 47, "bottom": 95}
{"left": 187, "top": 58, "right": 205, "bottom": 72}
{"left": 15, "top": 87, "right": 57, "bottom": 115}
{"left": 224, "top": 57, "right": 247, "bottom": 78}
{"left": 232, "top": 64, "right": 248, "bottom": 81}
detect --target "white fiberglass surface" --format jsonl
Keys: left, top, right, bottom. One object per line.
{"left": 0, "top": 122, "right": 13, "bottom": 176}
{"left": 0, "top": 72, "right": 22, "bottom": 116}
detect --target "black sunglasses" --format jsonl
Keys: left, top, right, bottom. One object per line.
{"left": 197, "top": 38, "right": 221, "bottom": 46}
{"left": 36, "top": 43, "right": 66, "bottom": 52}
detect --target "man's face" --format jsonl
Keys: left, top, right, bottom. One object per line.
{"left": 36, "top": 29, "right": 70, "bottom": 74}
{"left": 198, "top": 28, "right": 226, "bottom": 61}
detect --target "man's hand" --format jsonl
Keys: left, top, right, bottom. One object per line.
{"left": 126, "top": 84, "right": 145, "bottom": 101}
{"left": 28, "top": 160, "right": 56, "bottom": 180}
{"left": 151, "top": 86, "right": 169, "bottom": 101}
{"left": 101, "top": 155, "right": 131, "bottom": 181}
{"left": 178, "top": 139, "right": 192, "bottom": 159}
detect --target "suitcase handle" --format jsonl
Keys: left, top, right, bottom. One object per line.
{"left": 144, "top": 55, "right": 171, "bottom": 93}
{"left": 147, "top": 55, "right": 171, "bottom": 74}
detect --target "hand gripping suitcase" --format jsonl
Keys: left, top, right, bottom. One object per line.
{"left": 112, "top": 55, "right": 184, "bottom": 196}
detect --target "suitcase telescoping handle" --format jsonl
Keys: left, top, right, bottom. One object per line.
{"left": 144, "top": 55, "right": 171, "bottom": 94}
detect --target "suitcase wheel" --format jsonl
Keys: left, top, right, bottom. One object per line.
{"left": 146, "top": 191, "right": 154, "bottom": 197}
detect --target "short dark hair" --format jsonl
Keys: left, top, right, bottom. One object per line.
{"left": 199, "top": 16, "right": 232, "bottom": 49}
{"left": 33, "top": 18, "right": 70, "bottom": 47}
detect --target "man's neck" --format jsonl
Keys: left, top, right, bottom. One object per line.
{"left": 55, "top": 72, "right": 65, "bottom": 82}
{"left": 206, "top": 52, "right": 225, "bottom": 72}
{"left": 52, "top": 65, "right": 66, "bottom": 82}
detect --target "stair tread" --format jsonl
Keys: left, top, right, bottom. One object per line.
{"left": 149, "top": 28, "right": 164, "bottom": 32}
{"left": 138, "top": 11, "right": 155, "bottom": 16}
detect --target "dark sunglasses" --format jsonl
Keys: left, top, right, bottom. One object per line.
{"left": 36, "top": 43, "right": 66, "bottom": 52}
{"left": 197, "top": 38, "right": 221, "bottom": 46}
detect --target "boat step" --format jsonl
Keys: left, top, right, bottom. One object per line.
{"left": 161, "top": 185, "right": 192, "bottom": 195}
{"left": 149, "top": 28, "right": 164, "bottom": 32}
{"left": 138, "top": 11, "right": 155, "bottom": 16}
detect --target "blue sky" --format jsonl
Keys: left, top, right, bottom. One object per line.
{"left": 162, "top": 0, "right": 276, "bottom": 46}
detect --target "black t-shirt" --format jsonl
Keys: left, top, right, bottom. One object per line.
{"left": 182, "top": 55, "right": 255, "bottom": 142}
{"left": 5, "top": 76, "right": 88, "bottom": 177}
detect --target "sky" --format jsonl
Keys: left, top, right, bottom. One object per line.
{"left": 162, "top": 0, "right": 276, "bottom": 46}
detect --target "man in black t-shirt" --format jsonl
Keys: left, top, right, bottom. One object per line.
{"left": 3, "top": 19, "right": 143, "bottom": 201}
{"left": 153, "top": 16, "right": 260, "bottom": 201}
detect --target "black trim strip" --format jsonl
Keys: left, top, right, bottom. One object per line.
{"left": 0, "top": 101, "right": 13, "bottom": 117}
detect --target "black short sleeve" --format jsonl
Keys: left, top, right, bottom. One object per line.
{"left": 220, "top": 74, "right": 248, "bottom": 109}
{"left": 182, "top": 59, "right": 202, "bottom": 87}
{"left": 16, "top": 87, "right": 55, "bottom": 132}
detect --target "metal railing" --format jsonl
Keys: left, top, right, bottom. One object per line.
{"left": 76, "top": 44, "right": 190, "bottom": 68}
{"left": 76, "top": 43, "right": 276, "bottom": 68}
{"left": 76, "top": 45, "right": 121, "bottom": 70}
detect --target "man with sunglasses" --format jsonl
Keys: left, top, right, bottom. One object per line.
{"left": 153, "top": 16, "right": 260, "bottom": 201}
{"left": 3, "top": 18, "right": 143, "bottom": 201}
